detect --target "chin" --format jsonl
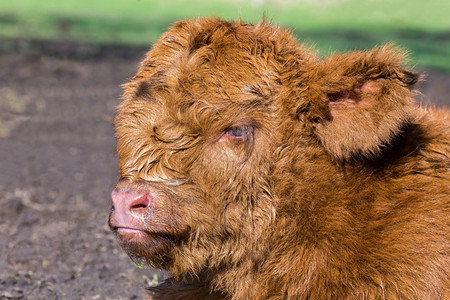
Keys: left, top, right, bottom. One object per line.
{"left": 113, "top": 228, "right": 177, "bottom": 268}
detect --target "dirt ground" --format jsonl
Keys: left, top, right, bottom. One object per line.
{"left": 0, "top": 40, "right": 448, "bottom": 299}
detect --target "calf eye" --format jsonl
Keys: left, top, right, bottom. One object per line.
{"left": 227, "top": 127, "right": 245, "bottom": 137}
{"left": 219, "top": 125, "right": 254, "bottom": 143}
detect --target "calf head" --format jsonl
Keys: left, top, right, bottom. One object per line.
{"left": 109, "top": 18, "right": 419, "bottom": 280}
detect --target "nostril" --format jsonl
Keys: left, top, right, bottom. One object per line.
{"left": 111, "top": 188, "right": 151, "bottom": 213}
{"left": 129, "top": 192, "right": 150, "bottom": 211}
{"left": 131, "top": 203, "right": 147, "bottom": 209}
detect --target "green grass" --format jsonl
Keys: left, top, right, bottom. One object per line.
{"left": 1, "top": 0, "right": 449, "bottom": 71}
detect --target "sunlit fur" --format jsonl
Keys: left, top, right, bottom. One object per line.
{"left": 113, "top": 18, "right": 449, "bottom": 299}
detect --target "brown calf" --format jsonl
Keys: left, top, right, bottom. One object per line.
{"left": 109, "top": 18, "right": 449, "bottom": 299}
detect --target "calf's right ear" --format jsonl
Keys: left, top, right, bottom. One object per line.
{"left": 298, "top": 46, "right": 420, "bottom": 161}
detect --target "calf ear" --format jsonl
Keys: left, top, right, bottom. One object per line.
{"left": 309, "top": 46, "right": 420, "bottom": 161}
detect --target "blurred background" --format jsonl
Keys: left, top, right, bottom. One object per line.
{"left": 0, "top": 0, "right": 448, "bottom": 299}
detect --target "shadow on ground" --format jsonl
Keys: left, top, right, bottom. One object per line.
{"left": 0, "top": 39, "right": 448, "bottom": 299}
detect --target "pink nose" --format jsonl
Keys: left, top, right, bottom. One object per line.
{"left": 111, "top": 188, "right": 150, "bottom": 212}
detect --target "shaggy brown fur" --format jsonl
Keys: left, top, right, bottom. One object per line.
{"left": 109, "top": 18, "right": 449, "bottom": 299}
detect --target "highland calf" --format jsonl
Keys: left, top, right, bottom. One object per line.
{"left": 109, "top": 18, "right": 449, "bottom": 299}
